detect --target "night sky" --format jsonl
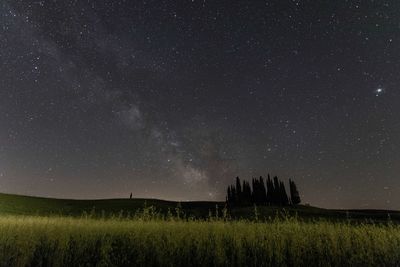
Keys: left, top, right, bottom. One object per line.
{"left": 1, "top": 1, "right": 399, "bottom": 209}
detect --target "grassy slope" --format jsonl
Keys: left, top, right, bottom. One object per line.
{"left": 0, "top": 192, "right": 399, "bottom": 221}
{"left": 0, "top": 193, "right": 222, "bottom": 218}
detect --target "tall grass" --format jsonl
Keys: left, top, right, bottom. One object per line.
{"left": 0, "top": 208, "right": 399, "bottom": 266}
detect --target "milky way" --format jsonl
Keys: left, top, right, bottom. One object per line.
{"left": 1, "top": 1, "right": 399, "bottom": 209}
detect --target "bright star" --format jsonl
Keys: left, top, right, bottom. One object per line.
{"left": 374, "top": 87, "right": 385, "bottom": 96}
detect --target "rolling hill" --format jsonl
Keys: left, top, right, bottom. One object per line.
{"left": 0, "top": 192, "right": 399, "bottom": 222}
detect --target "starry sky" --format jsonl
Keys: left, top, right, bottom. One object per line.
{"left": 1, "top": 0, "right": 399, "bottom": 209}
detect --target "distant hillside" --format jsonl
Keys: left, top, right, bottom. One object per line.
{"left": 0, "top": 193, "right": 399, "bottom": 222}
{"left": 0, "top": 193, "right": 222, "bottom": 218}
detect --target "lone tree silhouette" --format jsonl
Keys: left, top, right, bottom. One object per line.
{"left": 289, "top": 179, "right": 301, "bottom": 205}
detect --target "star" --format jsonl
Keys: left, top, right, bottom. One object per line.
{"left": 374, "top": 87, "right": 385, "bottom": 96}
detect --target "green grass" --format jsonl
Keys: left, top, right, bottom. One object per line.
{"left": 0, "top": 215, "right": 399, "bottom": 267}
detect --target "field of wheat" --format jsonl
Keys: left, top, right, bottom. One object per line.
{"left": 0, "top": 212, "right": 399, "bottom": 267}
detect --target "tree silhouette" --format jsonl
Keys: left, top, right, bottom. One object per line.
{"left": 251, "top": 176, "right": 267, "bottom": 204}
{"left": 227, "top": 187, "right": 232, "bottom": 203}
{"left": 236, "top": 177, "right": 242, "bottom": 203}
{"left": 279, "top": 181, "right": 289, "bottom": 206}
{"left": 259, "top": 176, "right": 267, "bottom": 204}
{"left": 251, "top": 178, "right": 259, "bottom": 203}
{"left": 231, "top": 186, "right": 237, "bottom": 204}
{"left": 226, "top": 175, "right": 299, "bottom": 207}
{"left": 289, "top": 179, "right": 301, "bottom": 205}
{"left": 266, "top": 175, "right": 273, "bottom": 205}
{"left": 242, "top": 180, "right": 252, "bottom": 205}
{"left": 273, "top": 176, "right": 280, "bottom": 205}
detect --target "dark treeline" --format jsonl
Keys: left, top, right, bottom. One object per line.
{"left": 226, "top": 175, "right": 301, "bottom": 206}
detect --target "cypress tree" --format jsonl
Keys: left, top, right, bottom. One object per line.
{"left": 242, "top": 180, "right": 252, "bottom": 205}
{"left": 251, "top": 178, "right": 258, "bottom": 204}
{"left": 273, "top": 176, "right": 280, "bottom": 205}
{"left": 251, "top": 178, "right": 256, "bottom": 203}
{"left": 236, "top": 177, "right": 242, "bottom": 203}
{"left": 266, "top": 174, "right": 273, "bottom": 205}
{"left": 231, "top": 186, "right": 236, "bottom": 205}
{"left": 248, "top": 181, "right": 252, "bottom": 203}
{"left": 279, "top": 181, "right": 289, "bottom": 206}
{"left": 259, "top": 176, "right": 267, "bottom": 204}
{"left": 289, "top": 179, "right": 301, "bottom": 205}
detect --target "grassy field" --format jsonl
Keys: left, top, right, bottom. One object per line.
{"left": 0, "top": 215, "right": 400, "bottom": 266}
{"left": 1, "top": 193, "right": 400, "bottom": 266}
